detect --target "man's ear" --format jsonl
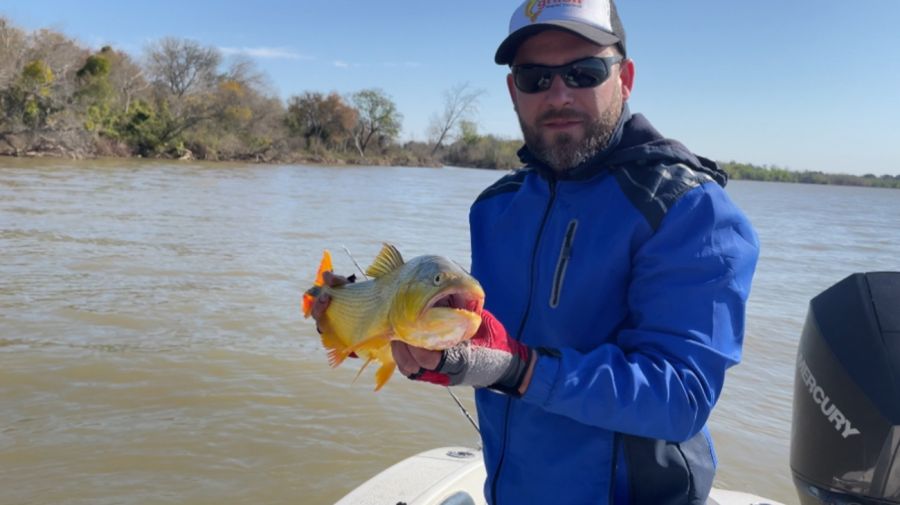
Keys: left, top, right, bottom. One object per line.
{"left": 619, "top": 58, "right": 635, "bottom": 101}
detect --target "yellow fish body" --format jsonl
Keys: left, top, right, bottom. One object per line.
{"left": 302, "top": 244, "right": 485, "bottom": 390}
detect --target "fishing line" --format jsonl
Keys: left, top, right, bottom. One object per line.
{"left": 342, "top": 245, "right": 370, "bottom": 281}
{"left": 446, "top": 387, "right": 481, "bottom": 437}
{"left": 340, "top": 245, "right": 482, "bottom": 439}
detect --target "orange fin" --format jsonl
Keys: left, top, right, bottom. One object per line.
{"left": 302, "top": 250, "right": 333, "bottom": 318}
{"left": 374, "top": 361, "right": 396, "bottom": 391}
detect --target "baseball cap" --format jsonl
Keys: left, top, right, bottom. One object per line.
{"left": 495, "top": 0, "right": 626, "bottom": 65}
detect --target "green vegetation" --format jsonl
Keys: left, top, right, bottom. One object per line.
{"left": 0, "top": 17, "right": 515, "bottom": 167}
{"left": 721, "top": 162, "right": 900, "bottom": 189}
{"left": 0, "top": 17, "right": 896, "bottom": 188}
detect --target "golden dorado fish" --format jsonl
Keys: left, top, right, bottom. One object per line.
{"left": 302, "top": 244, "right": 485, "bottom": 390}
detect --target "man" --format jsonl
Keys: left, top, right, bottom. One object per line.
{"left": 317, "top": 1, "right": 759, "bottom": 503}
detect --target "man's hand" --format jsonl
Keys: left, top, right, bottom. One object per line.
{"left": 311, "top": 271, "right": 357, "bottom": 357}
{"left": 310, "top": 271, "right": 354, "bottom": 323}
{"left": 393, "top": 310, "right": 536, "bottom": 396}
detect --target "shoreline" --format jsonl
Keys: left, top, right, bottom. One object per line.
{"left": 0, "top": 149, "right": 448, "bottom": 169}
{"left": 2, "top": 152, "right": 897, "bottom": 190}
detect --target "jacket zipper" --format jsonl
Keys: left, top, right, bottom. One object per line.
{"left": 549, "top": 219, "right": 578, "bottom": 308}
{"left": 490, "top": 178, "right": 557, "bottom": 505}
{"left": 609, "top": 433, "right": 621, "bottom": 504}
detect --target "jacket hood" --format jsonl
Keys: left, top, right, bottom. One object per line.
{"left": 517, "top": 105, "right": 728, "bottom": 187}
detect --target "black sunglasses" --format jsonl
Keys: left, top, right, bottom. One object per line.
{"left": 511, "top": 56, "right": 623, "bottom": 94}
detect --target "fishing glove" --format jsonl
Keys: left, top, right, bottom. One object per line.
{"left": 408, "top": 310, "right": 534, "bottom": 396}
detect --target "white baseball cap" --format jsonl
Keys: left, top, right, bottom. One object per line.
{"left": 495, "top": 0, "right": 627, "bottom": 65}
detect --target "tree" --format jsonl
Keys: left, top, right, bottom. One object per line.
{"left": 350, "top": 88, "right": 402, "bottom": 157}
{"left": 222, "top": 56, "right": 267, "bottom": 96}
{"left": 67, "top": 46, "right": 150, "bottom": 150}
{"left": 138, "top": 38, "right": 226, "bottom": 153}
{"left": 458, "top": 119, "right": 480, "bottom": 146}
{"left": 75, "top": 53, "right": 115, "bottom": 133}
{"left": 176, "top": 57, "right": 284, "bottom": 160}
{"left": 285, "top": 91, "right": 357, "bottom": 150}
{"left": 7, "top": 59, "right": 56, "bottom": 130}
{"left": 0, "top": 19, "right": 289, "bottom": 159}
{"left": 145, "top": 37, "right": 220, "bottom": 98}
{"left": 0, "top": 17, "right": 27, "bottom": 89}
{"left": 428, "top": 82, "right": 484, "bottom": 155}
{"left": 0, "top": 20, "right": 90, "bottom": 154}
{"left": 117, "top": 98, "right": 170, "bottom": 156}
{"left": 27, "top": 28, "right": 87, "bottom": 107}
{"left": 226, "top": 64, "right": 285, "bottom": 159}
{"left": 98, "top": 46, "right": 148, "bottom": 114}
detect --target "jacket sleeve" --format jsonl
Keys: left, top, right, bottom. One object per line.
{"left": 521, "top": 183, "right": 760, "bottom": 441}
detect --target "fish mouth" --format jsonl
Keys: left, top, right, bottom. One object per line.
{"left": 424, "top": 289, "right": 484, "bottom": 314}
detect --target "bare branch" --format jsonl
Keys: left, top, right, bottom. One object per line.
{"left": 145, "top": 37, "right": 221, "bottom": 98}
{"left": 429, "top": 82, "right": 484, "bottom": 156}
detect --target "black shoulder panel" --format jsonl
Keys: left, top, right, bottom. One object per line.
{"left": 473, "top": 167, "right": 532, "bottom": 205}
{"left": 612, "top": 162, "right": 713, "bottom": 231}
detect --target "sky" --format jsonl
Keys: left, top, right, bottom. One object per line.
{"left": 2, "top": 1, "right": 899, "bottom": 175}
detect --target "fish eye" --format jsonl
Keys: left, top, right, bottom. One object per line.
{"left": 433, "top": 273, "right": 443, "bottom": 285}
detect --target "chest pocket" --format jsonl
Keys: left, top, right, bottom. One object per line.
{"left": 549, "top": 219, "right": 578, "bottom": 308}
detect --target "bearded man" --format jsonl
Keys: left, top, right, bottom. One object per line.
{"left": 318, "top": 1, "right": 760, "bottom": 503}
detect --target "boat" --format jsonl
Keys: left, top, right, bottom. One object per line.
{"left": 335, "top": 446, "right": 784, "bottom": 505}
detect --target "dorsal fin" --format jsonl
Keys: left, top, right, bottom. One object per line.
{"left": 365, "top": 243, "right": 404, "bottom": 278}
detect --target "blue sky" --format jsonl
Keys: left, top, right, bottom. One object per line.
{"left": 3, "top": 1, "right": 899, "bottom": 175}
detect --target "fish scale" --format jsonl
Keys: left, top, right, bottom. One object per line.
{"left": 322, "top": 282, "right": 391, "bottom": 342}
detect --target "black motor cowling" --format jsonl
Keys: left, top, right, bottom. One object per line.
{"left": 791, "top": 272, "right": 900, "bottom": 504}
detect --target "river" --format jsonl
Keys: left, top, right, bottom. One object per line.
{"left": 1, "top": 158, "right": 898, "bottom": 505}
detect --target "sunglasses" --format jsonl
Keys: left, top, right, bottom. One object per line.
{"left": 511, "top": 56, "right": 623, "bottom": 94}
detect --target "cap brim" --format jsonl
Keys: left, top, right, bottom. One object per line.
{"left": 494, "top": 21, "right": 621, "bottom": 65}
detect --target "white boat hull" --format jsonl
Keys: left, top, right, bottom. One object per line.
{"left": 335, "top": 447, "right": 784, "bottom": 505}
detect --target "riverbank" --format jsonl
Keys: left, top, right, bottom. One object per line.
{"left": 3, "top": 149, "right": 898, "bottom": 190}
{"left": 0, "top": 133, "right": 443, "bottom": 168}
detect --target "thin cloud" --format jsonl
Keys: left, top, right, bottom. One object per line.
{"left": 384, "top": 61, "right": 421, "bottom": 68}
{"left": 333, "top": 60, "right": 421, "bottom": 69}
{"left": 219, "top": 46, "right": 311, "bottom": 60}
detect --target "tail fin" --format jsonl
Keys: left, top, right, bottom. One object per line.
{"left": 302, "top": 250, "right": 333, "bottom": 318}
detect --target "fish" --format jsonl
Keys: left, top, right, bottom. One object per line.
{"left": 302, "top": 243, "right": 485, "bottom": 390}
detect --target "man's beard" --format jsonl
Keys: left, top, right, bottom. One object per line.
{"left": 519, "top": 92, "right": 622, "bottom": 172}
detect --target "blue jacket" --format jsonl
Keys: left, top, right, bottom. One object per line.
{"left": 469, "top": 108, "right": 760, "bottom": 505}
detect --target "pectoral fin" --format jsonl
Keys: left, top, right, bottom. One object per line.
{"left": 320, "top": 330, "right": 351, "bottom": 368}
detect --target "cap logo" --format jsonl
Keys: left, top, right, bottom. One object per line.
{"left": 524, "top": 0, "right": 543, "bottom": 22}
{"left": 524, "top": 0, "right": 584, "bottom": 23}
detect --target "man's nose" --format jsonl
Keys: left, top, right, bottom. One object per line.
{"left": 543, "top": 74, "right": 574, "bottom": 107}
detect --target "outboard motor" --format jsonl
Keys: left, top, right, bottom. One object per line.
{"left": 791, "top": 272, "right": 900, "bottom": 504}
